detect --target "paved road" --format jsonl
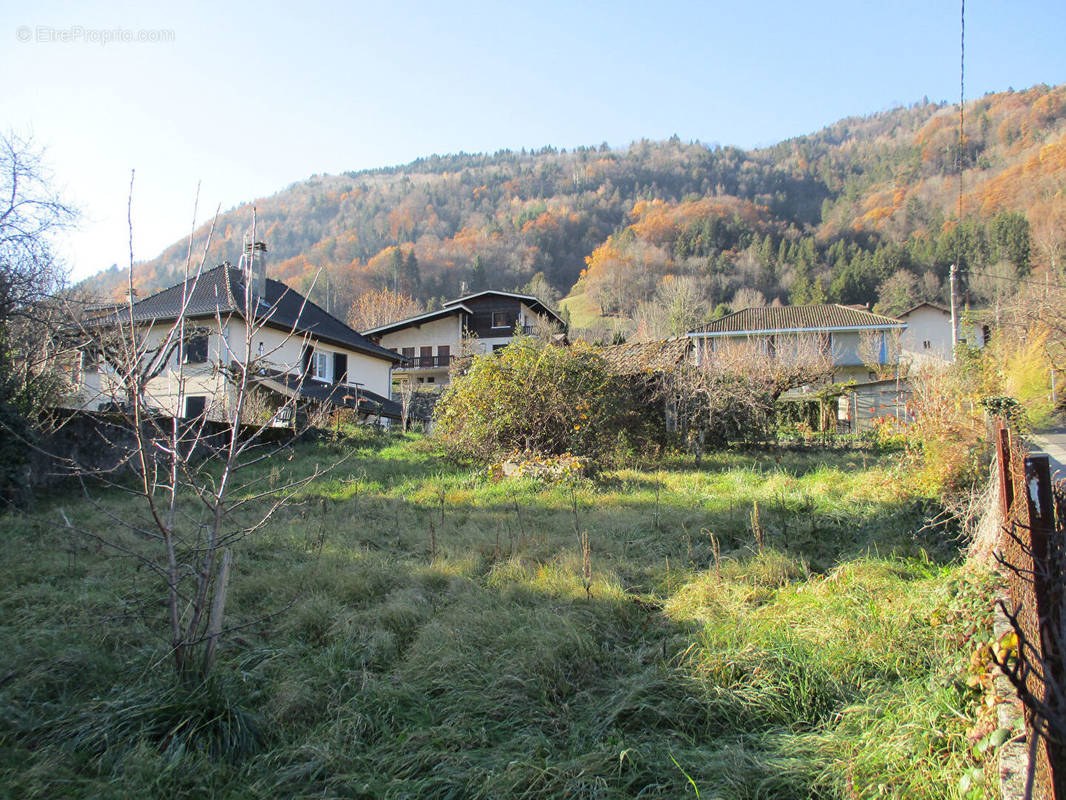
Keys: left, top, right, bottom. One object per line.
{"left": 1027, "top": 427, "right": 1066, "bottom": 478}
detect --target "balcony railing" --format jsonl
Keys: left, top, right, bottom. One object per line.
{"left": 398, "top": 354, "right": 451, "bottom": 369}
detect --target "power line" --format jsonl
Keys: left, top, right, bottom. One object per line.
{"left": 964, "top": 270, "right": 1066, "bottom": 290}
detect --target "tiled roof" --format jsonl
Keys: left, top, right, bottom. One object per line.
{"left": 690, "top": 304, "right": 905, "bottom": 335}
{"left": 597, "top": 337, "right": 691, "bottom": 375}
{"left": 119, "top": 266, "right": 399, "bottom": 362}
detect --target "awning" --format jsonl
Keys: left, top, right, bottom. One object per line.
{"left": 255, "top": 371, "right": 403, "bottom": 420}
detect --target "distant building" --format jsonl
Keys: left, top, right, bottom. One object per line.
{"left": 687, "top": 304, "right": 907, "bottom": 384}
{"left": 688, "top": 304, "right": 911, "bottom": 433}
{"left": 362, "top": 290, "right": 566, "bottom": 389}
{"left": 897, "top": 302, "right": 986, "bottom": 365}
{"left": 65, "top": 243, "right": 403, "bottom": 422}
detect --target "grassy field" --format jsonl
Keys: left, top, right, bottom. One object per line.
{"left": 0, "top": 433, "right": 998, "bottom": 799}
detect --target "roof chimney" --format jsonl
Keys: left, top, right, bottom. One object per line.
{"left": 241, "top": 236, "right": 268, "bottom": 304}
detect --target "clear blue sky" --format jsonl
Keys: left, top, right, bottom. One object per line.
{"left": 1, "top": 0, "right": 1062, "bottom": 280}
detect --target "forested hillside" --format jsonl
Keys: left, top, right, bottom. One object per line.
{"left": 82, "top": 84, "right": 1066, "bottom": 338}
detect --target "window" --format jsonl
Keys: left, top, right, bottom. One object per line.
{"left": 401, "top": 347, "right": 415, "bottom": 365}
{"left": 492, "top": 343, "right": 507, "bottom": 352}
{"left": 922, "top": 340, "right": 931, "bottom": 350}
{"left": 491, "top": 311, "right": 509, "bottom": 329}
{"left": 184, "top": 334, "right": 208, "bottom": 364}
{"left": 426, "top": 376, "right": 435, "bottom": 384}
{"left": 333, "top": 353, "right": 348, "bottom": 385}
{"left": 312, "top": 351, "right": 332, "bottom": 382}
{"left": 819, "top": 332, "right": 832, "bottom": 357}
{"left": 766, "top": 335, "right": 776, "bottom": 360}
{"left": 419, "top": 346, "right": 433, "bottom": 367}
{"left": 184, "top": 395, "right": 207, "bottom": 419}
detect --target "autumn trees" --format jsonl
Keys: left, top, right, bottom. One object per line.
{"left": 347, "top": 287, "right": 424, "bottom": 331}
{"left": 77, "top": 84, "right": 1066, "bottom": 344}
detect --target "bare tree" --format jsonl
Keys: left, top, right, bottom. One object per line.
{"left": 347, "top": 287, "right": 423, "bottom": 331}
{"left": 857, "top": 328, "right": 903, "bottom": 381}
{"left": 672, "top": 334, "right": 836, "bottom": 453}
{"left": 634, "top": 276, "right": 711, "bottom": 340}
{"left": 730, "top": 287, "right": 767, "bottom": 311}
{"left": 0, "top": 133, "right": 77, "bottom": 491}
{"left": 63, "top": 191, "right": 328, "bottom": 682}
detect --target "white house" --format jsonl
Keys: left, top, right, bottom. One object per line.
{"left": 363, "top": 290, "right": 566, "bottom": 388}
{"left": 897, "top": 302, "right": 986, "bottom": 365}
{"left": 67, "top": 242, "right": 403, "bottom": 422}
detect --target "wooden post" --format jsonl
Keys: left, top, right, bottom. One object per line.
{"left": 997, "top": 423, "right": 1014, "bottom": 518}
{"left": 202, "top": 548, "right": 232, "bottom": 677}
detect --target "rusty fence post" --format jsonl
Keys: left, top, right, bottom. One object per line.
{"left": 998, "top": 422, "right": 1014, "bottom": 518}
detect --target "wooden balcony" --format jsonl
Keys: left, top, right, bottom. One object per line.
{"left": 398, "top": 354, "right": 451, "bottom": 370}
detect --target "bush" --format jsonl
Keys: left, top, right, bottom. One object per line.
{"left": 434, "top": 337, "right": 666, "bottom": 463}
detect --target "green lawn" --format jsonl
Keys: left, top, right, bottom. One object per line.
{"left": 0, "top": 434, "right": 997, "bottom": 799}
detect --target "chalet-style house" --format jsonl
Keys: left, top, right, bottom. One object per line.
{"left": 362, "top": 290, "right": 566, "bottom": 388}
{"left": 687, "top": 304, "right": 907, "bottom": 384}
{"left": 67, "top": 242, "right": 403, "bottom": 422}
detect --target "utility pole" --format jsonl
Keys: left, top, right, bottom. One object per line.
{"left": 949, "top": 263, "right": 959, "bottom": 361}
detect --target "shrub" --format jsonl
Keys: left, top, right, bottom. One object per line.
{"left": 434, "top": 337, "right": 666, "bottom": 463}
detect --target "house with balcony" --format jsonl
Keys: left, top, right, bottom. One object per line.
{"left": 362, "top": 290, "right": 566, "bottom": 389}
{"left": 67, "top": 241, "right": 403, "bottom": 423}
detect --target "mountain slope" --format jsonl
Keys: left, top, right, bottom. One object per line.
{"left": 82, "top": 84, "right": 1066, "bottom": 336}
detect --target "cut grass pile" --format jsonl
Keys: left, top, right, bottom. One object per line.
{"left": 0, "top": 434, "right": 998, "bottom": 798}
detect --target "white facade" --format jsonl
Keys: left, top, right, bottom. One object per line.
{"left": 899, "top": 303, "right": 985, "bottom": 366}
{"left": 67, "top": 317, "right": 393, "bottom": 421}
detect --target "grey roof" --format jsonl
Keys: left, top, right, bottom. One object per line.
{"left": 361, "top": 303, "right": 474, "bottom": 336}
{"left": 259, "top": 372, "right": 402, "bottom": 419}
{"left": 690, "top": 304, "right": 905, "bottom": 336}
{"left": 119, "top": 266, "right": 400, "bottom": 363}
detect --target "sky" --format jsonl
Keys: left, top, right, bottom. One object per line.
{"left": 1, "top": 0, "right": 1063, "bottom": 281}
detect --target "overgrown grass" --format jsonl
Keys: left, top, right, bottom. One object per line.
{"left": 0, "top": 434, "right": 997, "bottom": 798}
